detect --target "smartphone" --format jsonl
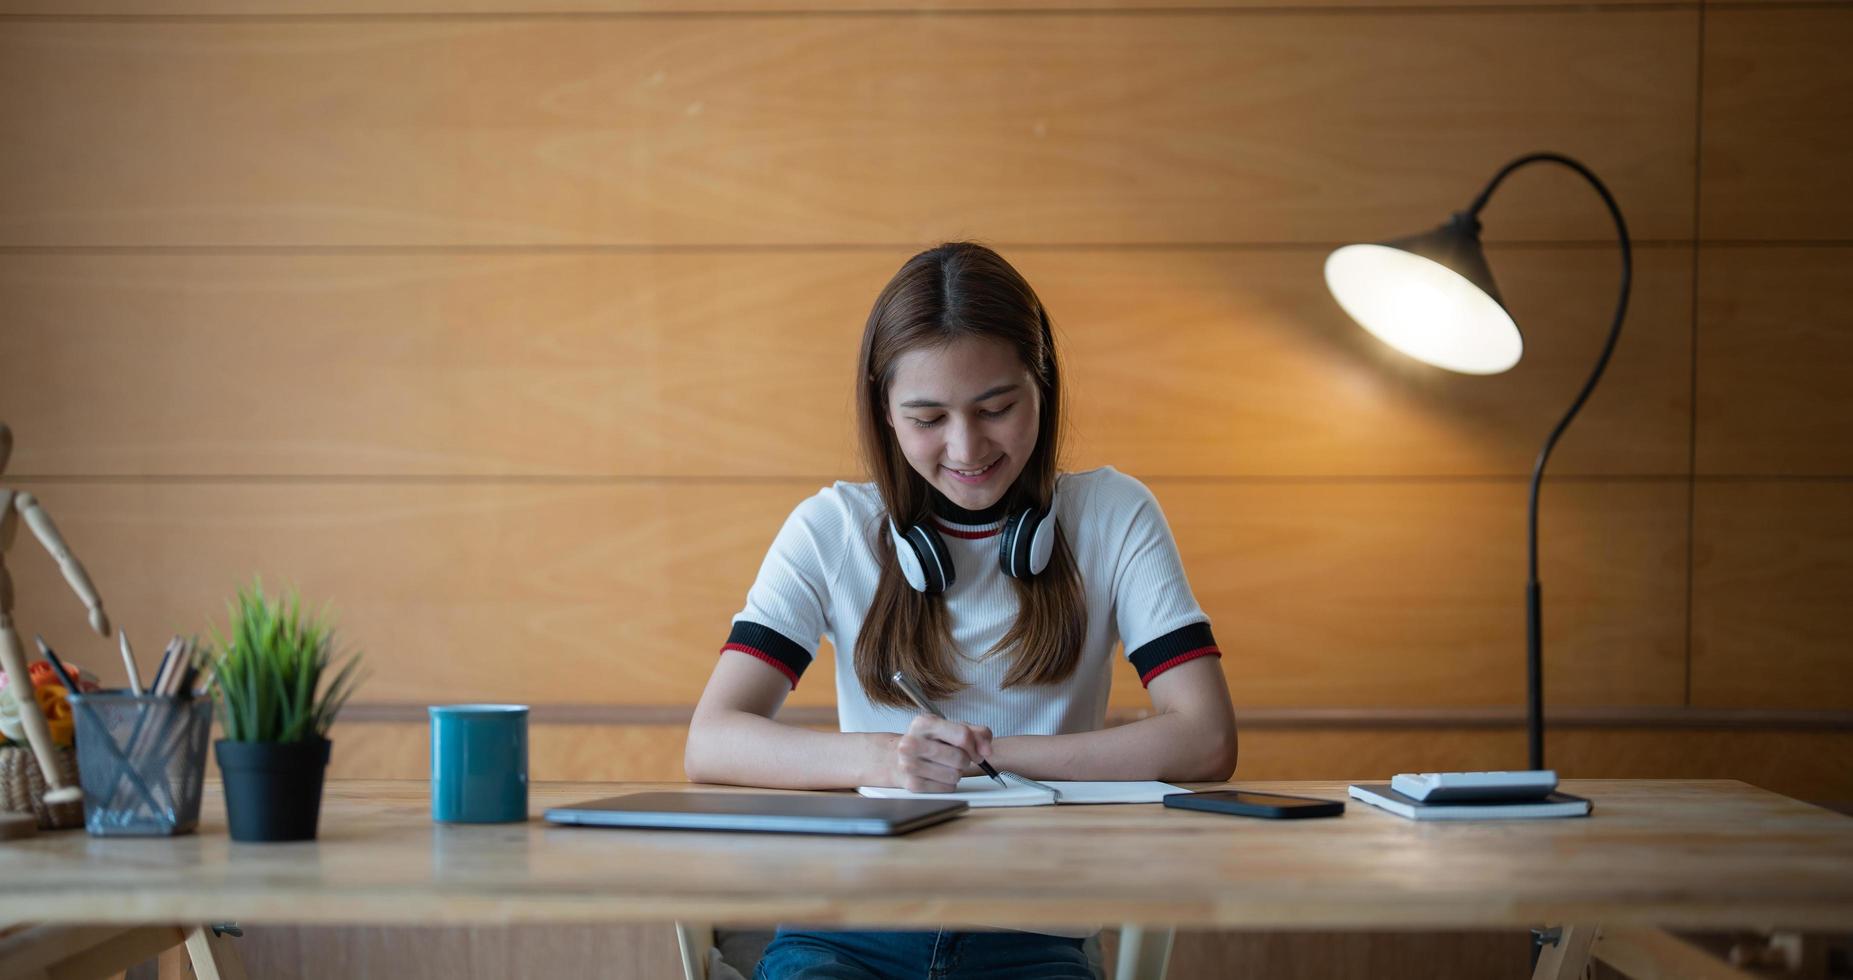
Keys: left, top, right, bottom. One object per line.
{"left": 1163, "top": 790, "right": 1344, "bottom": 819}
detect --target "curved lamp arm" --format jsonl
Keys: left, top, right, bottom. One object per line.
{"left": 1471, "top": 152, "right": 1632, "bottom": 769}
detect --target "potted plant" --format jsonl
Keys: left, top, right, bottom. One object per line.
{"left": 208, "top": 580, "right": 364, "bottom": 842}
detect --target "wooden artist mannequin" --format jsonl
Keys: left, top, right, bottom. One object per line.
{"left": 0, "top": 423, "right": 106, "bottom": 805}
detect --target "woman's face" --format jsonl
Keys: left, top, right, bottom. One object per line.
{"left": 885, "top": 336, "right": 1041, "bottom": 512}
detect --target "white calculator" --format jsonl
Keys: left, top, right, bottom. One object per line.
{"left": 1390, "top": 770, "right": 1558, "bottom": 803}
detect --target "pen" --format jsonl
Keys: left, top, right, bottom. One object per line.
{"left": 34, "top": 635, "right": 82, "bottom": 697}
{"left": 890, "top": 671, "right": 1008, "bottom": 788}
{"left": 169, "top": 637, "right": 199, "bottom": 700}
{"left": 148, "top": 638, "right": 176, "bottom": 699}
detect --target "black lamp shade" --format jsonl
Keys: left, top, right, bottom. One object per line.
{"left": 1324, "top": 212, "right": 1525, "bottom": 375}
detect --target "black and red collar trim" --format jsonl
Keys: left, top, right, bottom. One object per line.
{"left": 931, "top": 519, "right": 1003, "bottom": 540}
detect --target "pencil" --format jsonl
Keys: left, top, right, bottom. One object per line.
{"left": 117, "top": 629, "right": 144, "bottom": 696}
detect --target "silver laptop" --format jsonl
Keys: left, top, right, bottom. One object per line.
{"left": 543, "top": 791, "right": 968, "bottom": 836}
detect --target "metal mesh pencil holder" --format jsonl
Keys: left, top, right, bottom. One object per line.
{"left": 70, "top": 693, "right": 212, "bottom": 837}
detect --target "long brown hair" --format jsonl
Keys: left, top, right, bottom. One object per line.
{"left": 853, "top": 242, "right": 1088, "bottom": 708}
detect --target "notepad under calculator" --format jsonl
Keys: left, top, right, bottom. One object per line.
{"left": 858, "top": 774, "right": 1183, "bottom": 807}
{"left": 1348, "top": 783, "right": 1592, "bottom": 821}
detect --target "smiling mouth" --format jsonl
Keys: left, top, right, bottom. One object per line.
{"left": 945, "top": 459, "right": 1000, "bottom": 479}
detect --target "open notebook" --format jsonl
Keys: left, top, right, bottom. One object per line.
{"left": 858, "top": 773, "right": 1183, "bottom": 808}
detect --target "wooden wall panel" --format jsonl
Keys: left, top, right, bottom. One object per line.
{"left": 1165, "top": 931, "right": 1530, "bottom": 980}
{"left": 1695, "top": 247, "right": 1853, "bottom": 476}
{"left": 0, "top": 250, "right": 872, "bottom": 479}
{"left": 1043, "top": 245, "right": 1690, "bottom": 480}
{"left": 324, "top": 723, "right": 699, "bottom": 782}
{"left": 3, "top": 4, "right": 1846, "bottom": 980}
{"left": 1692, "top": 481, "right": 1853, "bottom": 711}
{"left": 216, "top": 922, "right": 1529, "bottom": 980}
{"left": 1544, "top": 728, "right": 1853, "bottom": 810}
{"left": 1167, "top": 479, "right": 1689, "bottom": 708}
{"left": 1247, "top": 726, "right": 1853, "bottom": 806}
{"left": 315, "top": 722, "right": 1853, "bottom": 805}
{"left": 224, "top": 923, "right": 683, "bottom": 980}
{"left": 0, "top": 0, "right": 1671, "bottom": 13}
{"left": 3, "top": 477, "right": 1685, "bottom": 709}
{"left": 0, "top": 245, "right": 1690, "bottom": 479}
{"left": 0, "top": 11, "right": 1697, "bottom": 247}
{"left": 1700, "top": 7, "right": 1853, "bottom": 241}
{"left": 0, "top": 481, "right": 797, "bottom": 707}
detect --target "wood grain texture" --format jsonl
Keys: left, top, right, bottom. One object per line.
{"left": 0, "top": 480, "right": 798, "bottom": 708}
{"left": 0, "top": 0, "right": 1675, "bottom": 12}
{"left": 1696, "top": 247, "right": 1853, "bottom": 476}
{"left": 314, "top": 721, "right": 1853, "bottom": 803}
{"left": 323, "top": 721, "right": 703, "bottom": 783}
{"left": 1691, "top": 480, "right": 1853, "bottom": 712}
{"left": 0, "top": 246, "right": 1692, "bottom": 479}
{"left": 218, "top": 923, "right": 682, "bottom": 980}
{"left": 1700, "top": 7, "right": 1853, "bottom": 241}
{"left": 1163, "top": 930, "right": 1532, "bottom": 980}
{"left": 1048, "top": 244, "right": 1690, "bottom": 480}
{"left": 207, "top": 923, "right": 1533, "bottom": 980}
{"left": 0, "top": 11, "right": 1697, "bottom": 247}
{"left": 1164, "top": 478, "right": 1689, "bottom": 708}
{"left": 1529, "top": 729, "right": 1853, "bottom": 806}
{"left": 0, "top": 4, "right": 1844, "bottom": 979}
{"left": 4, "top": 779, "right": 1851, "bottom": 929}
{"left": 216, "top": 923, "right": 1534, "bottom": 980}
{"left": 0, "top": 478, "right": 1687, "bottom": 709}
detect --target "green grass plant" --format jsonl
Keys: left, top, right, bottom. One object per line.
{"left": 210, "top": 579, "right": 365, "bottom": 743}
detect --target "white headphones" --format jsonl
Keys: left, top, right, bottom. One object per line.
{"left": 889, "top": 495, "right": 1058, "bottom": 594}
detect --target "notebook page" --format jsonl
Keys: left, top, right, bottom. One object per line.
{"left": 1045, "top": 781, "right": 1183, "bottom": 804}
{"left": 857, "top": 775, "right": 1056, "bottom": 807}
{"left": 856, "top": 777, "right": 1185, "bottom": 807}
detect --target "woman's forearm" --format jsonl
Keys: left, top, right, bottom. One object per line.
{"left": 684, "top": 707, "right": 900, "bottom": 789}
{"left": 988, "top": 710, "right": 1238, "bottom": 783}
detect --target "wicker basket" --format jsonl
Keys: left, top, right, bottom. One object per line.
{"left": 0, "top": 743, "right": 83, "bottom": 830}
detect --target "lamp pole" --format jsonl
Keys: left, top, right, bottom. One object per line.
{"left": 1462, "top": 153, "right": 1632, "bottom": 770}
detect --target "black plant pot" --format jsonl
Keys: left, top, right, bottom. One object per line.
{"left": 215, "top": 738, "right": 332, "bottom": 842}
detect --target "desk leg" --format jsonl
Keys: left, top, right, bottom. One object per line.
{"left": 0, "top": 925, "right": 185, "bottom": 980}
{"left": 1531, "top": 923, "right": 1598, "bottom": 980}
{"left": 1591, "top": 927, "right": 1764, "bottom": 980}
{"left": 1116, "top": 924, "right": 1175, "bottom": 980}
{"left": 673, "top": 921, "right": 714, "bottom": 980}
{"left": 182, "top": 926, "right": 247, "bottom": 980}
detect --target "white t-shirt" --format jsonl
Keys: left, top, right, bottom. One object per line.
{"left": 723, "top": 466, "right": 1220, "bottom": 736}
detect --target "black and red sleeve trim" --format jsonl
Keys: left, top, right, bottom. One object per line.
{"left": 1127, "top": 622, "right": 1221, "bottom": 687}
{"left": 719, "top": 621, "right": 813, "bottom": 689}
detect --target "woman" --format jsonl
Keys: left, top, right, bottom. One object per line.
{"left": 686, "top": 242, "right": 1238, "bottom": 980}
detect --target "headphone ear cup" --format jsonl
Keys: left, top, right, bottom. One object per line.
{"left": 1026, "top": 509, "right": 1056, "bottom": 576}
{"left": 1000, "top": 506, "right": 1055, "bottom": 579}
{"left": 891, "top": 519, "right": 928, "bottom": 591}
{"left": 998, "top": 508, "right": 1026, "bottom": 578}
{"left": 891, "top": 519, "right": 954, "bottom": 594}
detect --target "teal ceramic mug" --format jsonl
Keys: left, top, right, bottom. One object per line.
{"left": 429, "top": 704, "right": 528, "bottom": 823}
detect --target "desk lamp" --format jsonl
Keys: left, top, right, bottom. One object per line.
{"left": 1323, "top": 152, "right": 1632, "bottom": 770}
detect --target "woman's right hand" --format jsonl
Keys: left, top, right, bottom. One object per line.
{"left": 891, "top": 713, "right": 994, "bottom": 792}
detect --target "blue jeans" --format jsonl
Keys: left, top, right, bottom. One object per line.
{"left": 753, "top": 928, "right": 1099, "bottom": 980}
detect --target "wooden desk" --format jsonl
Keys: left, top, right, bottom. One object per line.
{"left": 3, "top": 779, "right": 1851, "bottom": 979}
